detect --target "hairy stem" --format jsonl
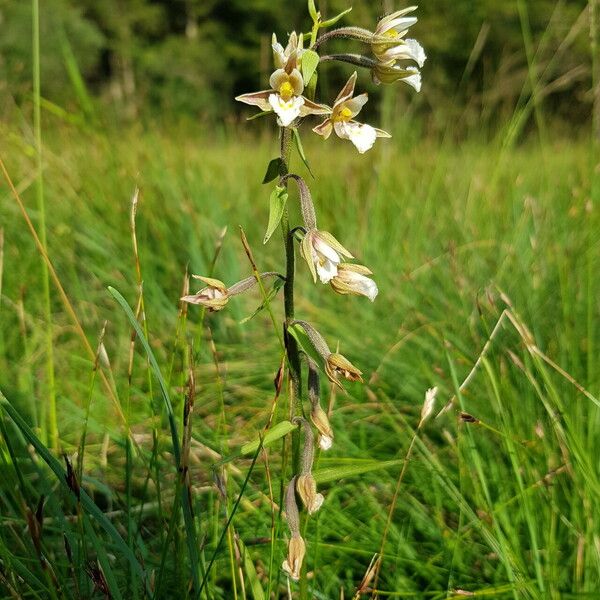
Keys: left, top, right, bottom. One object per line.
{"left": 279, "top": 127, "right": 302, "bottom": 415}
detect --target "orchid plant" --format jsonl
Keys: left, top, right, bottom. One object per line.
{"left": 183, "top": 1, "right": 425, "bottom": 586}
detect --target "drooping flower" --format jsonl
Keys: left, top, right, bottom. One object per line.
{"left": 325, "top": 352, "right": 363, "bottom": 384}
{"left": 313, "top": 72, "right": 391, "bottom": 153}
{"left": 296, "top": 473, "right": 324, "bottom": 515}
{"left": 180, "top": 276, "right": 229, "bottom": 311}
{"left": 330, "top": 263, "right": 378, "bottom": 301}
{"left": 372, "top": 63, "right": 422, "bottom": 90}
{"left": 236, "top": 32, "right": 328, "bottom": 127}
{"left": 371, "top": 7, "right": 426, "bottom": 88}
{"left": 310, "top": 404, "right": 334, "bottom": 450}
{"left": 282, "top": 533, "right": 306, "bottom": 580}
{"left": 300, "top": 229, "right": 353, "bottom": 284}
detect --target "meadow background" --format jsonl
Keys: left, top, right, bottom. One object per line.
{"left": 0, "top": 0, "right": 599, "bottom": 598}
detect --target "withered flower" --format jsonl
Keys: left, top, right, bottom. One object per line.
{"left": 325, "top": 352, "right": 363, "bottom": 384}
{"left": 296, "top": 473, "right": 324, "bottom": 515}
{"left": 180, "top": 276, "right": 229, "bottom": 311}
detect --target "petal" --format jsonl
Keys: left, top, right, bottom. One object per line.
{"left": 288, "top": 68, "right": 305, "bottom": 95}
{"left": 402, "top": 66, "right": 422, "bottom": 92}
{"left": 235, "top": 91, "right": 272, "bottom": 111}
{"left": 269, "top": 69, "right": 288, "bottom": 91}
{"left": 316, "top": 257, "right": 338, "bottom": 283}
{"left": 343, "top": 93, "right": 369, "bottom": 118}
{"left": 313, "top": 236, "right": 341, "bottom": 263}
{"left": 345, "top": 122, "right": 377, "bottom": 153}
{"left": 319, "top": 434, "right": 333, "bottom": 450}
{"left": 313, "top": 119, "right": 334, "bottom": 139}
{"left": 299, "top": 97, "right": 331, "bottom": 116}
{"left": 334, "top": 71, "right": 357, "bottom": 105}
{"left": 269, "top": 94, "right": 304, "bottom": 126}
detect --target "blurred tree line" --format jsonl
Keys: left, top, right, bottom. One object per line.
{"left": 0, "top": 0, "right": 594, "bottom": 135}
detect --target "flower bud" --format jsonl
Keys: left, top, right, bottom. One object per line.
{"left": 325, "top": 352, "right": 363, "bottom": 384}
{"left": 296, "top": 473, "right": 324, "bottom": 515}
{"left": 372, "top": 63, "right": 422, "bottom": 91}
{"left": 282, "top": 533, "right": 306, "bottom": 581}
{"left": 181, "top": 275, "right": 229, "bottom": 312}
{"left": 310, "top": 405, "right": 334, "bottom": 450}
{"left": 330, "top": 264, "right": 378, "bottom": 301}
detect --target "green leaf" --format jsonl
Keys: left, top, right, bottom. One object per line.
{"left": 292, "top": 128, "right": 314, "bottom": 178}
{"left": 308, "top": 0, "right": 319, "bottom": 22}
{"left": 239, "top": 277, "right": 284, "bottom": 324}
{"left": 246, "top": 110, "right": 271, "bottom": 121}
{"left": 320, "top": 7, "right": 353, "bottom": 28}
{"left": 263, "top": 185, "right": 288, "bottom": 244}
{"left": 287, "top": 323, "right": 325, "bottom": 371}
{"left": 238, "top": 538, "right": 266, "bottom": 600}
{"left": 241, "top": 420, "right": 297, "bottom": 455}
{"left": 301, "top": 49, "right": 320, "bottom": 86}
{"left": 262, "top": 157, "right": 283, "bottom": 184}
{"left": 313, "top": 459, "right": 403, "bottom": 484}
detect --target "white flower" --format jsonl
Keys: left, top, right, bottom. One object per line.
{"left": 236, "top": 67, "right": 328, "bottom": 125}
{"left": 301, "top": 229, "right": 353, "bottom": 284}
{"left": 313, "top": 72, "right": 390, "bottom": 153}
{"left": 268, "top": 94, "right": 305, "bottom": 126}
{"left": 371, "top": 7, "right": 425, "bottom": 88}
{"left": 330, "top": 264, "right": 378, "bottom": 301}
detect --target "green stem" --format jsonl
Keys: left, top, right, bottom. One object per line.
{"left": 279, "top": 127, "right": 302, "bottom": 415}
{"left": 32, "top": 0, "right": 57, "bottom": 451}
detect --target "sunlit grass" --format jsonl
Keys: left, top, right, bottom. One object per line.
{"left": 0, "top": 116, "right": 598, "bottom": 598}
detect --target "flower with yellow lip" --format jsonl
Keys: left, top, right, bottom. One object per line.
{"left": 313, "top": 72, "right": 391, "bottom": 153}
{"left": 330, "top": 263, "right": 378, "bottom": 301}
{"left": 236, "top": 31, "right": 328, "bottom": 127}
{"left": 371, "top": 7, "right": 426, "bottom": 88}
{"left": 180, "top": 276, "right": 229, "bottom": 311}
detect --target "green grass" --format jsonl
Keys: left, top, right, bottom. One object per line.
{"left": 0, "top": 113, "right": 599, "bottom": 599}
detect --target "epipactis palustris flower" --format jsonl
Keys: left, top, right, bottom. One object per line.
{"left": 325, "top": 352, "right": 363, "bottom": 385}
{"left": 272, "top": 31, "right": 304, "bottom": 69}
{"left": 296, "top": 473, "right": 324, "bottom": 515}
{"left": 371, "top": 7, "right": 425, "bottom": 89}
{"left": 313, "top": 71, "right": 391, "bottom": 153}
{"left": 310, "top": 404, "right": 334, "bottom": 450}
{"left": 282, "top": 533, "right": 306, "bottom": 580}
{"left": 301, "top": 229, "right": 354, "bottom": 284}
{"left": 330, "top": 263, "right": 379, "bottom": 301}
{"left": 236, "top": 32, "right": 328, "bottom": 127}
{"left": 180, "top": 275, "right": 229, "bottom": 311}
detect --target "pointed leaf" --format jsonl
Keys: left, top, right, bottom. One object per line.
{"left": 288, "top": 323, "right": 326, "bottom": 371}
{"left": 313, "top": 459, "right": 403, "bottom": 484}
{"left": 238, "top": 538, "right": 266, "bottom": 600}
{"left": 263, "top": 186, "right": 288, "bottom": 244}
{"left": 308, "top": 0, "right": 319, "bottom": 22}
{"left": 241, "top": 420, "right": 297, "bottom": 455}
{"left": 320, "top": 7, "right": 353, "bottom": 28}
{"left": 262, "top": 157, "right": 284, "bottom": 184}
{"left": 292, "top": 128, "right": 314, "bottom": 178}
